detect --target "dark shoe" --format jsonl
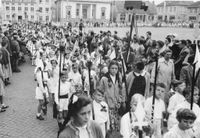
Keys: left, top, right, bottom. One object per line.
{"left": 13, "top": 69, "right": 21, "bottom": 73}
{"left": 5, "top": 81, "right": 11, "bottom": 86}
{"left": 36, "top": 115, "right": 44, "bottom": 120}
{"left": 2, "top": 105, "right": 9, "bottom": 109}
{"left": 0, "top": 108, "right": 6, "bottom": 112}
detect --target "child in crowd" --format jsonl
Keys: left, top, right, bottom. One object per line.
{"left": 164, "top": 108, "right": 197, "bottom": 138}
{"left": 92, "top": 88, "right": 109, "bottom": 137}
{"left": 144, "top": 83, "right": 166, "bottom": 138}
{"left": 121, "top": 94, "right": 152, "bottom": 138}
{"left": 54, "top": 71, "right": 74, "bottom": 128}
{"left": 168, "top": 86, "right": 200, "bottom": 130}
{"left": 167, "top": 81, "right": 186, "bottom": 129}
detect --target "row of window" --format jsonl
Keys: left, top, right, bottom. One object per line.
{"left": 5, "top": 6, "right": 49, "bottom": 12}
{"left": 157, "top": 6, "right": 200, "bottom": 14}
{"left": 6, "top": 15, "right": 34, "bottom": 19}
{"left": 157, "top": 6, "right": 177, "bottom": 13}
{"left": 3, "top": 0, "right": 36, "bottom": 2}
{"left": 6, "top": 14, "right": 50, "bottom": 21}
{"left": 157, "top": 15, "right": 197, "bottom": 21}
{"left": 3, "top": 0, "right": 48, "bottom": 4}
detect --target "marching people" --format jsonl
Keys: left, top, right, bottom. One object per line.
{"left": 92, "top": 88, "right": 110, "bottom": 137}
{"left": 2, "top": 21, "right": 200, "bottom": 138}
{"left": 54, "top": 71, "right": 74, "bottom": 128}
{"left": 1, "top": 40, "right": 12, "bottom": 85}
{"left": 10, "top": 32, "right": 21, "bottom": 72}
{"left": 126, "top": 58, "right": 151, "bottom": 111}
{"left": 144, "top": 83, "right": 166, "bottom": 138}
{"left": 167, "top": 80, "right": 186, "bottom": 129}
{"left": 35, "top": 56, "right": 50, "bottom": 120}
{"left": 120, "top": 94, "right": 152, "bottom": 138}
{"left": 0, "top": 50, "right": 9, "bottom": 112}
{"left": 98, "top": 60, "right": 125, "bottom": 131}
{"left": 168, "top": 86, "right": 200, "bottom": 130}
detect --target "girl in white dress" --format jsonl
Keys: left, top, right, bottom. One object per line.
{"left": 164, "top": 108, "right": 197, "bottom": 138}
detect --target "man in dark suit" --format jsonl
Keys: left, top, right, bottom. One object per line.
{"left": 10, "top": 33, "right": 21, "bottom": 72}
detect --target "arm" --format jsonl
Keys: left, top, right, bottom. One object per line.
{"left": 171, "top": 62, "right": 176, "bottom": 83}
{"left": 36, "top": 70, "right": 46, "bottom": 93}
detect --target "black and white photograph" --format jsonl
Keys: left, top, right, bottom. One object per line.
{"left": 0, "top": 0, "right": 200, "bottom": 138}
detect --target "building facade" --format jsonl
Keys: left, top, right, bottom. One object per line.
{"left": 1, "top": 0, "right": 55, "bottom": 23}
{"left": 187, "top": 1, "right": 200, "bottom": 22}
{"left": 112, "top": 0, "right": 157, "bottom": 24}
{"left": 55, "top": 0, "right": 111, "bottom": 24}
{"left": 156, "top": 1, "right": 194, "bottom": 22}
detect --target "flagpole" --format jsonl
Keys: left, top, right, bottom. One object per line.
{"left": 120, "top": 53, "right": 128, "bottom": 112}
{"left": 191, "top": 63, "right": 196, "bottom": 110}
{"left": 126, "top": 13, "right": 135, "bottom": 64}
{"left": 151, "top": 54, "right": 159, "bottom": 123}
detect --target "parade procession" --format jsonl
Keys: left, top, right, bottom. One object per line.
{"left": 1, "top": 0, "right": 200, "bottom": 138}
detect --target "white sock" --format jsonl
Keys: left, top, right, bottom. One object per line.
{"left": 37, "top": 113, "right": 41, "bottom": 116}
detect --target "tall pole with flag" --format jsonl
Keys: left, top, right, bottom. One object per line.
{"left": 191, "top": 44, "right": 200, "bottom": 109}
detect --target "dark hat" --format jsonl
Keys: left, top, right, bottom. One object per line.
{"left": 171, "top": 80, "right": 184, "bottom": 87}
{"left": 166, "top": 37, "right": 171, "bottom": 43}
{"left": 146, "top": 31, "right": 151, "bottom": 36}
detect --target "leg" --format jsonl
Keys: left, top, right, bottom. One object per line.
{"left": 0, "top": 96, "right": 6, "bottom": 112}
{"left": 36, "top": 99, "right": 44, "bottom": 120}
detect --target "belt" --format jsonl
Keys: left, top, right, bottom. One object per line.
{"left": 59, "top": 94, "right": 68, "bottom": 99}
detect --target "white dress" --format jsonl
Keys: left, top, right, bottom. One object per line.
{"left": 164, "top": 125, "right": 195, "bottom": 138}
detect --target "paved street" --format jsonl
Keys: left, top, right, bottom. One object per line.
{"left": 0, "top": 58, "right": 58, "bottom": 138}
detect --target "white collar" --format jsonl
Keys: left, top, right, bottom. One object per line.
{"left": 134, "top": 70, "right": 146, "bottom": 77}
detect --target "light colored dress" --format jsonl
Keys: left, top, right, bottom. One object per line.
{"left": 151, "top": 57, "right": 175, "bottom": 92}
{"left": 164, "top": 125, "right": 196, "bottom": 138}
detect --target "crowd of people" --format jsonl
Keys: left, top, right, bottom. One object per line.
{"left": 0, "top": 22, "right": 200, "bottom": 138}
{"left": 0, "top": 25, "right": 27, "bottom": 113}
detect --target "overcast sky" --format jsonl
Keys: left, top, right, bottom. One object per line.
{"left": 149, "top": 0, "right": 197, "bottom": 5}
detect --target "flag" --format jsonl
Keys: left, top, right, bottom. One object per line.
{"left": 194, "top": 44, "right": 200, "bottom": 75}
{"left": 110, "top": 49, "right": 116, "bottom": 60}
{"left": 133, "top": 95, "right": 148, "bottom": 129}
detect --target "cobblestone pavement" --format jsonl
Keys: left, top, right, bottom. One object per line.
{"left": 0, "top": 59, "right": 58, "bottom": 138}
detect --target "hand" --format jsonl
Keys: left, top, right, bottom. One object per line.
{"left": 5, "top": 65, "right": 8, "bottom": 69}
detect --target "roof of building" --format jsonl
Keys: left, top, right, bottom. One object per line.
{"left": 187, "top": 1, "right": 200, "bottom": 8}
{"left": 157, "top": 1, "right": 194, "bottom": 7}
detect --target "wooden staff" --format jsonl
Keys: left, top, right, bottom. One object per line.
{"left": 58, "top": 43, "right": 64, "bottom": 100}
{"left": 120, "top": 52, "right": 128, "bottom": 111}
{"left": 126, "top": 14, "right": 135, "bottom": 64}
{"left": 191, "top": 63, "right": 196, "bottom": 110}
{"left": 151, "top": 55, "right": 159, "bottom": 123}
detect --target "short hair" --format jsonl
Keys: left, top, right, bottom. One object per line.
{"left": 108, "top": 60, "right": 119, "bottom": 70}
{"left": 181, "top": 40, "right": 187, "bottom": 45}
{"left": 156, "top": 83, "right": 166, "bottom": 89}
{"left": 176, "top": 108, "right": 196, "bottom": 122}
{"left": 164, "top": 49, "right": 172, "bottom": 54}
{"left": 182, "top": 86, "right": 199, "bottom": 97}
